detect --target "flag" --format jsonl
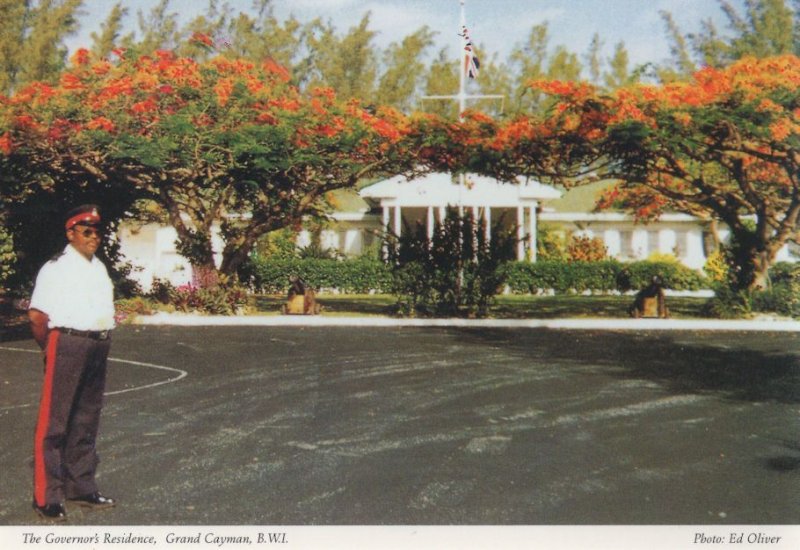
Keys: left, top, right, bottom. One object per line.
{"left": 461, "top": 25, "right": 480, "bottom": 79}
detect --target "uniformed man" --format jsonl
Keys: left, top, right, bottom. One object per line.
{"left": 28, "top": 205, "right": 117, "bottom": 521}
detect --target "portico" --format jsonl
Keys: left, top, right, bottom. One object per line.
{"left": 360, "top": 172, "right": 561, "bottom": 261}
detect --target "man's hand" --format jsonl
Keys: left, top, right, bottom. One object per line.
{"left": 28, "top": 309, "right": 50, "bottom": 350}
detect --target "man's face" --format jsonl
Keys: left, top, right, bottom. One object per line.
{"left": 67, "top": 223, "right": 102, "bottom": 260}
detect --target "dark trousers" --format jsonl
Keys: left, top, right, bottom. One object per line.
{"left": 34, "top": 330, "right": 111, "bottom": 506}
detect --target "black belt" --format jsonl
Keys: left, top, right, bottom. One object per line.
{"left": 56, "top": 328, "right": 112, "bottom": 340}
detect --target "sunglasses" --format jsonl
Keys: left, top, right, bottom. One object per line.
{"left": 72, "top": 226, "right": 103, "bottom": 238}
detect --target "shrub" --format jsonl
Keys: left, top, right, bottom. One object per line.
{"left": 751, "top": 286, "right": 800, "bottom": 317}
{"left": 0, "top": 223, "right": 15, "bottom": 287}
{"left": 753, "top": 263, "right": 800, "bottom": 317}
{"left": 625, "top": 260, "right": 707, "bottom": 291}
{"left": 703, "top": 262, "right": 800, "bottom": 319}
{"left": 244, "top": 256, "right": 709, "bottom": 298}
{"left": 114, "top": 297, "right": 158, "bottom": 323}
{"left": 504, "top": 260, "right": 621, "bottom": 294}
{"left": 244, "top": 257, "right": 393, "bottom": 294}
{"left": 703, "top": 285, "right": 753, "bottom": 319}
{"left": 567, "top": 235, "right": 608, "bottom": 262}
{"left": 703, "top": 249, "right": 728, "bottom": 284}
{"left": 504, "top": 260, "right": 707, "bottom": 294}
{"left": 768, "top": 262, "right": 800, "bottom": 287}
{"left": 536, "top": 224, "right": 568, "bottom": 261}
{"left": 147, "top": 277, "right": 250, "bottom": 315}
{"left": 386, "top": 211, "right": 516, "bottom": 318}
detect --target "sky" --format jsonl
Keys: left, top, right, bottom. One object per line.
{"left": 65, "top": 0, "right": 744, "bottom": 69}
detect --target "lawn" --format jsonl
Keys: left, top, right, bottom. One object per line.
{"left": 253, "top": 293, "right": 711, "bottom": 319}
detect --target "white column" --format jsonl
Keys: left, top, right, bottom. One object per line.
{"left": 393, "top": 205, "right": 402, "bottom": 237}
{"left": 382, "top": 205, "right": 390, "bottom": 231}
{"left": 632, "top": 228, "right": 648, "bottom": 259}
{"left": 517, "top": 206, "right": 525, "bottom": 261}
{"left": 426, "top": 207, "right": 435, "bottom": 240}
{"left": 604, "top": 229, "right": 621, "bottom": 257}
{"left": 528, "top": 203, "right": 537, "bottom": 262}
{"left": 484, "top": 207, "right": 492, "bottom": 242}
{"left": 659, "top": 229, "right": 677, "bottom": 255}
{"left": 381, "top": 205, "right": 391, "bottom": 260}
{"left": 438, "top": 206, "right": 446, "bottom": 223}
{"left": 685, "top": 228, "right": 705, "bottom": 269}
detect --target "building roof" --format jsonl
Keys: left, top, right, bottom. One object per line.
{"left": 359, "top": 172, "right": 561, "bottom": 208}
{"left": 546, "top": 180, "right": 615, "bottom": 213}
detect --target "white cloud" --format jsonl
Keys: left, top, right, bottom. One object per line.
{"left": 362, "top": 1, "right": 450, "bottom": 47}
{"left": 287, "top": 0, "right": 364, "bottom": 10}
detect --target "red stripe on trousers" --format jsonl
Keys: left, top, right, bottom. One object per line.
{"left": 34, "top": 330, "right": 59, "bottom": 506}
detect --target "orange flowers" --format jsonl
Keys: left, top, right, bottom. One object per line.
{"left": 13, "top": 115, "right": 38, "bottom": 130}
{"left": 1, "top": 42, "right": 419, "bottom": 176}
{"left": 262, "top": 59, "right": 291, "bottom": 82}
{"left": 213, "top": 77, "right": 234, "bottom": 106}
{"left": 0, "top": 133, "right": 12, "bottom": 155}
{"left": 531, "top": 79, "right": 595, "bottom": 100}
{"left": 191, "top": 32, "right": 214, "bottom": 49}
{"left": 131, "top": 99, "right": 157, "bottom": 114}
{"left": 60, "top": 73, "right": 85, "bottom": 91}
{"left": 86, "top": 117, "right": 115, "bottom": 132}
{"left": 768, "top": 119, "right": 795, "bottom": 141}
{"left": 270, "top": 97, "right": 301, "bottom": 112}
{"left": 71, "top": 48, "right": 91, "bottom": 67}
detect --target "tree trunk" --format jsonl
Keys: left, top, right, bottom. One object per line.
{"left": 732, "top": 245, "right": 773, "bottom": 292}
{"left": 220, "top": 244, "right": 252, "bottom": 279}
{"left": 749, "top": 252, "right": 771, "bottom": 291}
{"left": 191, "top": 261, "right": 220, "bottom": 289}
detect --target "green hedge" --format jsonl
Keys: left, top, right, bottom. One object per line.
{"left": 504, "top": 260, "right": 708, "bottom": 294}
{"left": 625, "top": 260, "right": 709, "bottom": 291}
{"left": 245, "top": 256, "right": 710, "bottom": 295}
{"left": 245, "top": 258, "right": 394, "bottom": 294}
{"left": 504, "top": 260, "right": 620, "bottom": 293}
{"left": 768, "top": 262, "right": 800, "bottom": 285}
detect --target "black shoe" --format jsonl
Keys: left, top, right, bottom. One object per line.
{"left": 68, "top": 492, "right": 116, "bottom": 509}
{"left": 32, "top": 501, "right": 67, "bottom": 521}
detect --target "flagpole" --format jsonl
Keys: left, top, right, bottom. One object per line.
{"left": 420, "top": 0, "right": 504, "bottom": 190}
{"left": 458, "top": 1, "right": 467, "bottom": 188}
{"left": 459, "top": 0, "right": 467, "bottom": 121}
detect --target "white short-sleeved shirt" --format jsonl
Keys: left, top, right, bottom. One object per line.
{"left": 29, "top": 244, "right": 116, "bottom": 331}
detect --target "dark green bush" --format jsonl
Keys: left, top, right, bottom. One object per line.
{"left": 702, "top": 285, "right": 753, "bottom": 319}
{"left": 753, "top": 262, "right": 800, "bottom": 317}
{"left": 245, "top": 257, "right": 393, "bottom": 294}
{"left": 244, "top": 256, "right": 710, "bottom": 297}
{"left": 768, "top": 262, "right": 800, "bottom": 286}
{"left": 703, "top": 263, "right": 800, "bottom": 319}
{"left": 386, "top": 211, "right": 516, "bottom": 318}
{"left": 504, "top": 260, "right": 620, "bottom": 294}
{"left": 504, "top": 260, "right": 706, "bottom": 294}
{"left": 751, "top": 286, "right": 800, "bottom": 317}
{"left": 625, "top": 260, "right": 708, "bottom": 291}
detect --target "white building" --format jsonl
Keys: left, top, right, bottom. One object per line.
{"left": 117, "top": 175, "right": 798, "bottom": 290}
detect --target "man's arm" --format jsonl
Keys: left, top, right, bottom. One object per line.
{"left": 28, "top": 308, "right": 50, "bottom": 350}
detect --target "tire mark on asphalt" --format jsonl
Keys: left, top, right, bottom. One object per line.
{"left": 286, "top": 394, "right": 710, "bottom": 457}
{"left": 0, "top": 346, "right": 188, "bottom": 410}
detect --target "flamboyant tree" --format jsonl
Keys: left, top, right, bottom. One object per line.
{"left": 481, "top": 55, "right": 800, "bottom": 291}
{"left": 0, "top": 43, "right": 425, "bottom": 282}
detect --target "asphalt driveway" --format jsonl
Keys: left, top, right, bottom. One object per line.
{"left": 0, "top": 324, "right": 798, "bottom": 525}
